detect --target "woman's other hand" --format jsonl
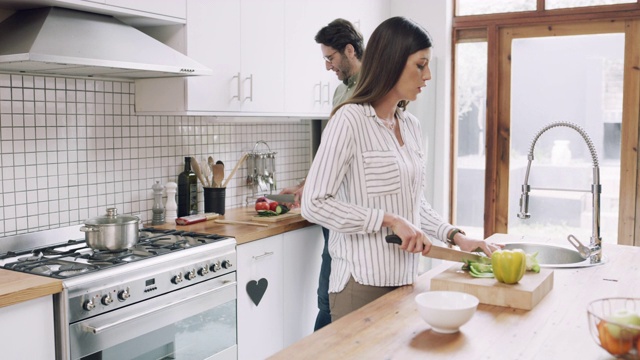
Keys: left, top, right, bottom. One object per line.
{"left": 280, "top": 183, "right": 304, "bottom": 208}
{"left": 453, "top": 233, "right": 504, "bottom": 257}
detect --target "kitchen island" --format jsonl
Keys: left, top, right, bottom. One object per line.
{"left": 270, "top": 234, "right": 640, "bottom": 359}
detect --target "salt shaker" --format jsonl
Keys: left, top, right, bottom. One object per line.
{"left": 165, "top": 182, "right": 178, "bottom": 223}
{"left": 151, "top": 181, "right": 165, "bottom": 225}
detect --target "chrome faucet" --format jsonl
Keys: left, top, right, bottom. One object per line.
{"left": 517, "top": 122, "right": 602, "bottom": 263}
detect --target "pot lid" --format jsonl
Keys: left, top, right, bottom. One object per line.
{"left": 84, "top": 208, "right": 140, "bottom": 226}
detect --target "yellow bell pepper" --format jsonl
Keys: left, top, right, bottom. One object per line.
{"left": 491, "top": 249, "right": 526, "bottom": 284}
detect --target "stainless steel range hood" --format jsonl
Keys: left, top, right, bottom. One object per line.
{"left": 0, "top": 7, "right": 212, "bottom": 79}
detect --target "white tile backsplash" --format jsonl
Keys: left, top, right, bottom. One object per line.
{"left": 0, "top": 73, "right": 312, "bottom": 238}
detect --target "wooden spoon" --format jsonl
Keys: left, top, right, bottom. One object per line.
{"left": 213, "top": 163, "right": 225, "bottom": 188}
{"left": 222, "top": 153, "right": 248, "bottom": 188}
{"left": 208, "top": 156, "right": 216, "bottom": 186}
{"left": 190, "top": 157, "right": 208, "bottom": 187}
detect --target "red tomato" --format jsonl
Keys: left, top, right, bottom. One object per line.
{"left": 255, "top": 202, "right": 270, "bottom": 212}
{"left": 269, "top": 201, "right": 279, "bottom": 211}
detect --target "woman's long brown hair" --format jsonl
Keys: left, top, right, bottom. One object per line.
{"left": 330, "top": 16, "right": 433, "bottom": 117}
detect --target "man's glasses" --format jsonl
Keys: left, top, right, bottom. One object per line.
{"left": 323, "top": 50, "right": 338, "bottom": 62}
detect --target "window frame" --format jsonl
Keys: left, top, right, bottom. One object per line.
{"left": 451, "top": 0, "right": 640, "bottom": 246}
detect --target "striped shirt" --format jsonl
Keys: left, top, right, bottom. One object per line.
{"left": 301, "top": 103, "right": 455, "bottom": 292}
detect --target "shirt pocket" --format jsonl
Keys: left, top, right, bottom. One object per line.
{"left": 362, "top": 150, "right": 401, "bottom": 197}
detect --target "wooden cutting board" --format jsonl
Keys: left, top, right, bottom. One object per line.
{"left": 251, "top": 211, "right": 302, "bottom": 222}
{"left": 430, "top": 264, "right": 554, "bottom": 310}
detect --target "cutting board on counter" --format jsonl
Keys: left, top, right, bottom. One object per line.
{"left": 251, "top": 208, "right": 302, "bottom": 222}
{"left": 430, "top": 265, "right": 554, "bottom": 310}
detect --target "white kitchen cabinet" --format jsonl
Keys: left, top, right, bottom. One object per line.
{"left": 237, "top": 234, "right": 285, "bottom": 360}
{"left": 282, "top": 0, "right": 390, "bottom": 116}
{"left": 282, "top": 225, "right": 323, "bottom": 347}
{"left": 135, "top": 0, "right": 285, "bottom": 115}
{"left": 236, "top": 225, "right": 324, "bottom": 359}
{"left": 0, "top": 296, "right": 55, "bottom": 360}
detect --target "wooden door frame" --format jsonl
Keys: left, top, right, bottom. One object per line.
{"left": 453, "top": 17, "right": 640, "bottom": 246}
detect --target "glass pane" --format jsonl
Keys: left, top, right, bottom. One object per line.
{"left": 509, "top": 34, "right": 623, "bottom": 246}
{"left": 546, "top": 0, "right": 635, "bottom": 10}
{"left": 86, "top": 300, "right": 237, "bottom": 359}
{"left": 457, "top": 0, "right": 536, "bottom": 16}
{"left": 455, "top": 42, "right": 487, "bottom": 239}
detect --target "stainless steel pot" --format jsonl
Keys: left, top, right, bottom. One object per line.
{"left": 80, "top": 208, "right": 140, "bottom": 251}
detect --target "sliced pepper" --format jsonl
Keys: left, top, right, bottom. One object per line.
{"left": 491, "top": 249, "right": 526, "bottom": 284}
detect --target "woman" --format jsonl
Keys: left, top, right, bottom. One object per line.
{"left": 301, "top": 16, "right": 502, "bottom": 321}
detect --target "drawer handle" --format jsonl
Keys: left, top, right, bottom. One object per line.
{"left": 252, "top": 251, "right": 274, "bottom": 260}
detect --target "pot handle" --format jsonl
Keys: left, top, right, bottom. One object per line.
{"left": 80, "top": 226, "right": 99, "bottom": 233}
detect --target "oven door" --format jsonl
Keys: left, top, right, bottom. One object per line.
{"left": 69, "top": 273, "right": 236, "bottom": 360}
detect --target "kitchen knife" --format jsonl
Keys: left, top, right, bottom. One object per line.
{"left": 385, "top": 234, "right": 488, "bottom": 264}
{"left": 265, "top": 194, "right": 296, "bottom": 203}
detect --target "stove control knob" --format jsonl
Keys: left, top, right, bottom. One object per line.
{"left": 222, "top": 260, "right": 233, "bottom": 269}
{"left": 118, "top": 288, "right": 131, "bottom": 301}
{"left": 210, "top": 261, "right": 221, "bottom": 272}
{"left": 198, "top": 266, "right": 209, "bottom": 276}
{"left": 185, "top": 269, "right": 197, "bottom": 280}
{"left": 83, "top": 299, "right": 95, "bottom": 311}
{"left": 101, "top": 294, "right": 114, "bottom": 306}
{"left": 172, "top": 273, "right": 183, "bottom": 284}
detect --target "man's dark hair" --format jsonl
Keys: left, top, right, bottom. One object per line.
{"left": 315, "top": 18, "right": 364, "bottom": 60}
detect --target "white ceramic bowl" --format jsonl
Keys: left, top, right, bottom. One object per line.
{"left": 415, "top": 291, "right": 479, "bottom": 333}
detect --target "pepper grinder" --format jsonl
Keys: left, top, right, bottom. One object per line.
{"left": 165, "top": 182, "right": 178, "bottom": 223}
{"left": 151, "top": 181, "right": 165, "bottom": 225}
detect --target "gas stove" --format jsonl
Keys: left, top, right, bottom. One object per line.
{"left": 0, "top": 228, "right": 230, "bottom": 279}
{"left": 0, "top": 227, "right": 238, "bottom": 359}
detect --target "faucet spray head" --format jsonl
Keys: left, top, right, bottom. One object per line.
{"left": 517, "top": 184, "right": 531, "bottom": 219}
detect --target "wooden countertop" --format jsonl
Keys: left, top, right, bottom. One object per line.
{"left": 0, "top": 269, "right": 62, "bottom": 308}
{"left": 149, "top": 206, "right": 314, "bottom": 245}
{"left": 270, "top": 234, "right": 640, "bottom": 359}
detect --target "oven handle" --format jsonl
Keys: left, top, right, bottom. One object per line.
{"left": 83, "top": 280, "right": 235, "bottom": 334}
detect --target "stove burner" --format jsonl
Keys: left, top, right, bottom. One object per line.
{"left": 91, "top": 249, "right": 133, "bottom": 260}
{"left": 18, "top": 254, "right": 43, "bottom": 262}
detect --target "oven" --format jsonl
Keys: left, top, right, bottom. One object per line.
{"left": 0, "top": 227, "right": 238, "bottom": 360}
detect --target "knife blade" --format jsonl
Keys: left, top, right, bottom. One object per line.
{"left": 265, "top": 194, "right": 296, "bottom": 203}
{"left": 385, "top": 234, "right": 488, "bottom": 264}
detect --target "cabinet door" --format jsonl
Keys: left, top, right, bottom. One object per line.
{"left": 283, "top": 0, "right": 339, "bottom": 116}
{"left": 239, "top": 0, "right": 285, "bottom": 113}
{"left": 282, "top": 225, "right": 324, "bottom": 346}
{"left": 186, "top": 0, "right": 243, "bottom": 112}
{"left": 237, "top": 235, "right": 284, "bottom": 360}
{"left": 0, "top": 296, "right": 56, "bottom": 359}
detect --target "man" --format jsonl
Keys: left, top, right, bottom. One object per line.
{"left": 282, "top": 18, "right": 364, "bottom": 331}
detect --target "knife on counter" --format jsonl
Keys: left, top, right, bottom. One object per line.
{"left": 265, "top": 194, "right": 296, "bottom": 203}
{"left": 385, "top": 234, "right": 488, "bottom": 264}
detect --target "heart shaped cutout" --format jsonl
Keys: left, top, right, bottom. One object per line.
{"left": 246, "top": 278, "right": 268, "bottom": 306}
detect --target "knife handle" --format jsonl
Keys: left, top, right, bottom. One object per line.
{"left": 385, "top": 234, "right": 402, "bottom": 245}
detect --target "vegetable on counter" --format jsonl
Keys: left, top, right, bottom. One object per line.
{"left": 491, "top": 249, "right": 527, "bottom": 284}
{"left": 255, "top": 196, "right": 290, "bottom": 216}
{"left": 462, "top": 248, "right": 540, "bottom": 281}
{"left": 526, "top": 251, "right": 541, "bottom": 273}
{"left": 466, "top": 262, "right": 494, "bottom": 278}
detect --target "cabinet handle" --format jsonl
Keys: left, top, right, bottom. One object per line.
{"left": 244, "top": 74, "right": 253, "bottom": 102}
{"left": 231, "top": 72, "right": 241, "bottom": 101}
{"left": 323, "top": 83, "right": 331, "bottom": 105}
{"left": 314, "top": 82, "right": 322, "bottom": 104}
{"left": 252, "top": 251, "right": 274, "bottom": 260}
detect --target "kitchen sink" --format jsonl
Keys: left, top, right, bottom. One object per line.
{"left": 501, "top": 242, "right": 605, "bottom": 268}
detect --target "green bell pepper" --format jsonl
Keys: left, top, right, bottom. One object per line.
{"left": 491, "top": 249, "right": 526, "bottom": 284}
